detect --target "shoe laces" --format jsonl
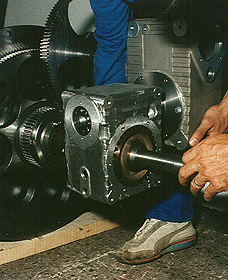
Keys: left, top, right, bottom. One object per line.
{"left": 134, "top": 218, "right": 158, "bottom": 240}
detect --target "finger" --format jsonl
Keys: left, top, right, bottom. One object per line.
{"left": 189, "top": 118, "right": 212, "bottom": 146}
{"left": 178, "top": 160, "right": 200, "bottom": 186}
{"left": 203, "top": 183, "right": 218, "bottom": 201}
{"left": 190, "top": 175, "right": 207, "bottom": 196}
{"left": 182, "top": 147, "right": 198, "bottom": 164}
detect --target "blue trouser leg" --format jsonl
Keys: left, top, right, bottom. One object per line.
{"left": 90, "top": 0, "right": 132, "bottom": 85}
{"left": 145, "top": 191, "right": 194, "bottom": 222}
{"left": 90, "top": 0, "right": 194, "bottom": 222}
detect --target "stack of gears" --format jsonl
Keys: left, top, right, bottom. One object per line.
{"left": 0, "top": 0, "right": 96, "bottom": 240}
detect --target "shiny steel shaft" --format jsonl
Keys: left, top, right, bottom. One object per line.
{"left": 128, "top": 146, "right": 183, "bottom": 174}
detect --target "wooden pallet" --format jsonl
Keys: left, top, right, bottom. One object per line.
{"left": 0, "top": 212, "right": 119, "bottom": 266}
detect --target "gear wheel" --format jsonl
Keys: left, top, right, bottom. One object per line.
{"left": 0, "top": 26, "right": 56, "bottom": 127}
{"left": 40, "top": 0, "right": 97, "bottom": 95}
{"left": 18, "top": 104, "right": 65, "bottom": 170}
{"left": 0, "top": 25, "right": 43, "bottom": 60}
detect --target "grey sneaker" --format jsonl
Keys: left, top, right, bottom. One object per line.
{"left": 115, "top": 218, "right": 196, "bottom": 264}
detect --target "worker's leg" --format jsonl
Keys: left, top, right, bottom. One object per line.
{"left": 90, "top": 0, "right": 132, "bottom": 85}
{"left": 90, "top": 0, "right": 196, "bottom": 264}
{"left": 145, "top": 191, "right": 194, "bottom": 222}
{"left": 116, "top": 188, "right": 196, "bottom": 264}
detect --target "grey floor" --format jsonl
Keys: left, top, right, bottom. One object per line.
{"left": 0, "top": 205, "right": 228, "bottom": 280}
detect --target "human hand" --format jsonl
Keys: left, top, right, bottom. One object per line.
{"left": 189, "top": 91, "right": 228, "bottom": 147}
{"left": 178, "top": 134, "right": 228, "bottom": 201}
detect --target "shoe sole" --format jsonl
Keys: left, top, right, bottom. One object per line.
{"left": 116, "top": 236, "right": 197, "bottom": 265}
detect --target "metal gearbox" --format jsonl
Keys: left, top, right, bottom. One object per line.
{"left": 127, "top": 16, "right": 226, "bottom": 150}
{"left": 63, "top": 7, "right": 228, "bottom": 205}
{"left": 63, "top": 83, "right": 164, "bottom": 204}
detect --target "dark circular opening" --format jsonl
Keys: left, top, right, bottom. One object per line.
{"left": 199, "top": 22, "right": 223, "bottom": 61}
{"left": 73, "top": 106, "right": 91, "bottom": 136}
{"left": 81, "top": 168, "right": 88, "bottom": 180}
{"left": 0, "top": 133, "right": 12, "bottom": 174}
{"left": 0, "top": 81, "right": 19, "bottom": 128}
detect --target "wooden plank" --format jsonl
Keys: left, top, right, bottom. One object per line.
{"left": 0, "top": 212, "right": 119, "bottom": 266}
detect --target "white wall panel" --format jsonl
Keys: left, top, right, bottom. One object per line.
{"left": 5, "top": 0, "right": 95, "bottom": 34}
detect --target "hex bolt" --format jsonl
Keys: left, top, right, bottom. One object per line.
{"left": 174, "top": 106, "right": 182, "bottom": 114}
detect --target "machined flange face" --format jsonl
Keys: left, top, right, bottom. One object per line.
{"left": 107, "top": 117, "right": 162, "bottom": 189}
{"left": 135, "top": 71, "right": 182, "bottom": 140}
{"left": 65, "top": 95, "right": 101, "bottom": 149}
{"left": 113, "top": 126, "right": 155, "bottom": 186}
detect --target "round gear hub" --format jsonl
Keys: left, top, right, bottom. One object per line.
{"left": 113, "top": 126, "right": 158, "bottom": 186}
{"left": 18, "top": 104, "right": 65, "bottom": 170}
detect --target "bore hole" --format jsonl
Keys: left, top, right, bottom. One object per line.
{"left": 81, "top": 168, "right": 89, "bottom": 180}
{"left": 73, "top": 106, "right": 91, "bottom": 136}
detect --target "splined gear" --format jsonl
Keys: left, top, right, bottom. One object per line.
{"left": 40, "top": 0, "right": 97, "bottom": 96}
{"left": 18, "top": 103, "right": 65, "bottom": 170}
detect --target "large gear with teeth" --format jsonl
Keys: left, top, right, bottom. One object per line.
{"left": 0, "top": 25, "right": 43, "bottom": 60}
{"left": 0, "top": 25, "right": 76, "bottom": 241}
{"left": 40, "top": 0, "right": 97, "bottom": 96}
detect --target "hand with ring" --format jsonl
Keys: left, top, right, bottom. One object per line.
{"left": 178, "top": 134, "right": 228, "bottom": 201}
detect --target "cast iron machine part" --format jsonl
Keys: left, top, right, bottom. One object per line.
{"left": 63, "top": 82, "right": 184, "bottom": 205}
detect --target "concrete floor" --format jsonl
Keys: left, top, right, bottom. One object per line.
{"left": 0, "top": 204, "right": 228, "bottom": 280}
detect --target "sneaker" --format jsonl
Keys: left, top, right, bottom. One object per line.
{"left": 115, "top": 218, "right": 196, "bottom": 264}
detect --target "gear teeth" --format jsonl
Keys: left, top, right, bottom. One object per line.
{"left": 40, "top": 0, "right": 67, "bottom": 92}
{"left": 0, "top": 42, "right": 25, "bottom": 58}
{"left": 19, "top": 106, "right": 57, "bottom": 167}
{"left": 40, "top": 0, "right": 96, "bottom": 96}
{"left": 40, "top": 30, "right": 51, "bottom": 62}
{"left": 0, "top": 48, "right": 38, "bottom": 64}
{"left": 40, "top": 0, "right": 63, "bottom": 62}
{"left": 0, "top": 26, "right": 44, "bottom": 63}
